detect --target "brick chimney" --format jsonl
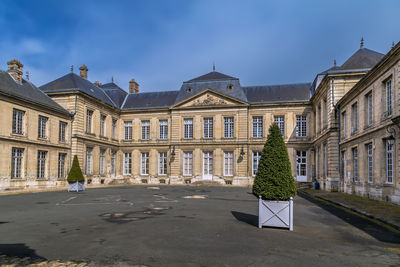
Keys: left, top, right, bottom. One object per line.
{"left": 129, "top": 78, "right": 139, "bottom": 94}
{"left": 7, "top": 59, "right": 23, "bottom": 83}
{"left": 94, "top": 81, "right": 102, "bottom": 87}
{"left": 79, "top": 64, "right": 88, "bottom": 79}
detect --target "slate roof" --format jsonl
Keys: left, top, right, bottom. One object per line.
{"left": 40, "top": 73, "right": 117, "bottom": 108}
{"left": 122, "top": 91, "right": 179, "bottom": 110}
{"left": 99, "top": 82, "right": 128, "bottom": 108}
{"left": 186, "top": 71, "right": 238, "bottom": 82}
{"left": 339, "top": 48, "right": 384, "bottom": 70}
{"left": 0, "top": 71, "right": 70, "bottom": 115}
{"left": 243, "top": 83, "right": 311, "bottom": 104}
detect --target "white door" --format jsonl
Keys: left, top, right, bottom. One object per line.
{"left": 203, "top": 152, "right": 213, "bottom": 180}
{"left": 296, "top": 151, "right": 307, "bottom": 182}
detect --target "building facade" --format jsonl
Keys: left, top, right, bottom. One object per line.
{"left": 0, "top": 41, "right": 399, "bottom": 204}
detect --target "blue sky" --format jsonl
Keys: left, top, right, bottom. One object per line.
{"left": 0, "top": 0, "right": 399, "bottom": 92}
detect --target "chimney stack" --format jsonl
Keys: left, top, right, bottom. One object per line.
{"left": 94, "top": 81, "right": 102, "bottom": 87}
{"left": 129, "top": 78, "right": 139, "bottom": 94}
{"left": 7, "top": 59, "right": 23, "bottom": 83}
{"left": 79, "top": 64, "right": 88, "bottom": 79}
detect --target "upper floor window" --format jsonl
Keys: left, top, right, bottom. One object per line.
{"left": 124, "top": 121, "right": 132, "bottom": 141}
{"left": 351, "top": 102, "right": 358, "bottom": 134}
{"left": 274, "top": 116, "right": 285, "bottom": 136}
{"left": 224, "top": 117, "right": 234, "bottom": 138}
{"left": 100, "top": 114, "right": 106, "bottom": 137}
{"left": 318, "top": 105, "right": 322, "bottom": 132}
{"left": 12, "top": 109, "right": 24, "bottom": 134}
{"left": 184, "top": 118, "right": 193, "bottom": 139}
{"left": 86, "top": 110, "right": 93, "bottom": 133}
{"left": 112, "top": 119, "right": 117, "bottom": 139}
{"left": 252, "top": 116, "right": 263, "bottom": 138}
{"left": 341, "top": 112, "right": 346, "bottom": 137}
{"left": 59, "top": 121, "right": 67, "bottom": 142}
{"left": 38, "top": 115, "right": 48, "bottom": 139}
{"left": 385, "top": 79, "right": 392, "bottom": 116}
{"left": 159, "top": 120, "right": 168, "bottom": 140}
{"left": 366, "top": 92, "right": 373, "bottom": 126}
{"left": 142, "top": 120, "right": 150, "bottom": 140}
{"left": 296, "top": 115, "right": 307, "bottom": 137}
{"left": 204, "top": 118, "right": 213, "bottom": 139}
{"left": 323, "top": 98, "right": 328, "bottom": 128}
{"left": 386, "top": 139, "right": 394, "bottom": 184}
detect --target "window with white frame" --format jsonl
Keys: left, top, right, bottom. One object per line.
{"left": 274, "top": 116, "right": 285, "bottom": 136}
{"left": 224, "top": 151, "right": 234, "bottom": 176}
{"left": 252, "top": 151, "right": 261, "bottom": 176}
{"left": 58, "top": 153, "right": 66, "bottom": 179}
{"left": 183, "top": 152, "right": 193, "bottom": 176}
{"left": 141, "top": 152, "right": 149, "bottom": 175}
{"left": 38, "top": 115, "right": 48, "bottom": 139}
{"left": 184, "top": 118, "right": 193, "bottom": 139}
{"left": 224, "top": 117, "right": 234, "bottom": 138}
{"left": 124, "top": 121, "right": 132, "bottom": 141}
{"left": 352, "top": 147, "right": 358, "bottom": 182}
{"left": 158, "top": 152, "right": 167, "bottom": 175}
{"left": 252, "top": 116, "right": 263, "bottom": 138}
{"left": 12, "top": 109, "right": 24, "bottom": 134}
{"left": 159, "top": 120, "right": 168, "bottom": 139}
{"left": 296, "top": 115, "right": 307, "bottom": 137}
{"left": 100, "top": 149, "right": 105, "bottom": 175}
{"left": 37, "top": 150, "right": 47, "bottom": 179}
{"left": 59, "top": 121, "right": 67, "bottom": 142}
{"left": 367, "top": 143, "right": 373, "bottom": 183}
{"left": 111, "top": 150, "right": 116, "bottom": 176}
{"left": 385, "top": 79, "right": 392, "bottom": 116}
{"left": 112, "top": 119, "right": 117, "bottom": 139}
{"left": 11, "top": 148, "right": 23, "bottom": 179}
{"left": 351, "top": 103, "right": 358, "bottom": 133}
{"left": 342, "top": 112, "right": 346, "bottom": 137}
{"left": 142, "top": 120, "right": 150, "bottom": 140}
{"left": 296, "top": 151, "right": 307, "bottom": 177}
{"left": 123, "top": 152, "right": 131, "bottom": 175}
{"left": 86, "top": 147, "right": 93, "bottom": 175}
{"left": 386, "top": 139, "right": 394, "bottom": 184}
{"left": 100, "top": 115, "right": 106, "bottom": 137}
{"left": 366, "top": 93, "right": 373, "bottom": 126}
{"left": 203, "top": 117, "right": 213, "bottom": 138}
{"left": 86, "top": 110, "right": 93, "bottom": 133}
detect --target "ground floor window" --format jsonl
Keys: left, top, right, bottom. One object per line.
{"left": 296, "top": 151, "right": 307, "bottom": 178}
{"left": 183, "top": 152, "right": 193, "bottom": 176}
{"left": 203, "top": 152, "right": 213, "bottom": 179}
{"left": 123, "top": 152, "right": 131, "bottom": 175}
{"left": 11, "top": 148, "right": 24, "bottom": 179}
{"left": 386, "top": 139, "right": 394, "bottom": 184}
{"left": 100, "top": 149, "right": 105, "bottom": 175}
{"left": 352, "top": 147, "right": 358, "bottom": 182}
{"left": 341, "top": 151, "right": 346, "bottom": 180}
{"left": 111, "top": 151, "right": 116, "bottom": 176}
{"left": 224, "top": 151, "right": 234, "bottom": 176}
{"left": 159, "top": 152, "right": 167, "bottom": 175}
{"left": 37, "top": 150, "right": 47, "bottom": 179}
{"left": 58, "top": 153, "right": 66, "bottom": 179}
{"left": 367, "top": 143, "right": 373, "bottom": 183}
{"left": 252, "top": 151, "right": 261, "bottom": 176}
{"left": 141, "top": 152, "right": 149, "bottom": 175}
{"left": 86, "top": 148, "right": 92, "bottom": 175}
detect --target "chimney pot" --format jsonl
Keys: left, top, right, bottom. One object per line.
{"left": 79, "top": 64, "right": 88, "bottom": 79}
{"left": 129, "top": 78, "right": 139, "bottom": 94}
{"left": 94, "top": 81, "right": 102, "bottom": 87}
{"left": 7, "top": 59, "right": 23, "bottom": 83}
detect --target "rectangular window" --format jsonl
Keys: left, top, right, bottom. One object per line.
{"left": 111, "top": 150, "right": 116, "bottom": 176}
{"left": 123, "top": 152, "right": 132, "bottom": 175}
{"left": 224, "top": 117, "right": 234, "bottom": 138}
{"left": 352, "top": 147, "right": 358, "bottom": 182}
{"left": 37, "top": 150, "right": 47, "bottom": 179}
{"left": 224, "top": 151, "right": 234, "bottom": 176}
{"left": 12, "top": 109, "right": 24, "bottom": 134}
{"left": 183, "top": 152, "right": 193, "bottom": 176}
{"left": 341, "top": 151, "right": 347, "bottom": 179}
{"left": 112, "top": 119, "right": 117, "bottom": 139}
{"left": 296, "top": 115, "right": 307, "bottom": 137}
{"left": 158, "top": 152, "right": 167, "bottom": 175}
{"left": 184, "top": 118, "right": 193, "bottom": 139}
{"left": 274, "top": 116, "right": 285, "bottom": 136}
{"left": 324, "top": 144, "right": 327, "bottom": 177}
{"left": 203, "top": 117, "right": 213, "bottom": 138}
{"left": 367, "top": 143, "right": 373, "bottom": 183}
{"left": 58, "top": 153, "right": 66, "bottom": 179}
{"left": 11, "top": 148, "right": 24, "bottom": 179}
{"left": 323, "top": 98, "right": 328, "bottom": 128}
{"left": 86, "top": 110, "right": 93, "bottom": 133}
{"left": 141, "top": 152, "right": 149, "bottom": 175}
{"left": 159, "top": 120, "right": 168, "bottom": 140}
{"left": 124, "top": 121, "right": 132, "bottom": 141}
{"left": 342, "top": 112, "right": 346, "bottom": 137}
{"left": 367, "top": 93, "right": 373, "bottom": 126}
{"left": 386, "top": 79, "right": 392, "bottom": 116}
{"left": 38, "top": 115, "right": 48, "bottom": 139}
{"left": 59, "top": 121, "right": 67, "bottom": 142}
{"left": 252, "top": 116, "right": 263, "bottom": 138}
{"left": 317, "top": 147, "right": 321, "bottom": 177}
{"left": 351, "top": 103, "right": 358, "bottom": 133}
{"left": 141, "top": 120, "right": 150, "bottom": 140}
{"left": 386, "top": 139, "right": 394, "bottom": 184}
{"left": 296, "top": 151, "right": 307, "bottom": 177}
{"left": 100, "top": 149, "right": 105, "bottom": 175}
{"left": 86, "top": 147, "right": 93, "bottom": 175}
{"left": 252, "top": 151, "right": 261, "bottom": 176}
{"left": 100, "top": 115, "right": 106, "bottom": 137}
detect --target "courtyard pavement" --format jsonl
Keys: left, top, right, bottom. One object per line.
{"left": 0, "top": 186, "right": 399, "bottom": 266}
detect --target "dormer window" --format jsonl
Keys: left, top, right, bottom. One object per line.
{"left": 227, "top": 84, "right": 233, "bottom": 91}
{"left": 187, "top": 87, "right": 192, "bottom": 93}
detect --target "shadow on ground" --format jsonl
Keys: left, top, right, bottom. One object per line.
{"left": 0, "top": 243, "right": 46, "bottom": 260}
{"left": 231, "top": 211, "right": 258, "bottom": 227}
{"left": 298, "top": 192, "right": 400, "bottom": 244}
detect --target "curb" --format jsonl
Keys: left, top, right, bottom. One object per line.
{"left": 298, "top": 190, "right": 400, "bottom": 232}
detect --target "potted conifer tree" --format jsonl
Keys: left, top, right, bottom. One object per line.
{"left": 67, "top": 155, "right": 85, "bottom": 192}
{"left": 252, "top": 123, "right": 296, "bottom": 230}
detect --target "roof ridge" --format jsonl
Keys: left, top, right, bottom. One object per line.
{"left": 242, "top": 82, "right": 311, "bottom": 88}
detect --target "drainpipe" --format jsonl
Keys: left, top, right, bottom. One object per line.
{"left": 69, "top": 94, "right": 77, "bottom": 169}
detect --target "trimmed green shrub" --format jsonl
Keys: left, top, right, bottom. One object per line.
{"left": 67, "top": 155, "right": 85, "bottom": 183}
{"left": 252, "top": 123, "right": 296, "bottom": 200}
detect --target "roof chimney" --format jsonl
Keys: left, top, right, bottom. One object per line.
{"left": 94, "top": 81, "right": 102, "bottom": 87}
{"left": 7, "top": 59, "right": 23, "bottom": 83}
{"left": 129, "top": 78, "right": 139, "bottom": 94}
{"left": 79, "top": 64, "right": 88, "bottom": 79}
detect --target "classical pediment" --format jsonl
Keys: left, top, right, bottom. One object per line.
{"left": 175, "top": 90, "right": 245, "bottom": 108}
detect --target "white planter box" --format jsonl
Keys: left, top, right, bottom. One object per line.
{"left": 258, "top": 196, "right": 293, "bottom": 231}
{"left": 68, "top": 182, "right": 85, "bottom": 192}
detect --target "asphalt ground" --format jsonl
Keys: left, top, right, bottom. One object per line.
{"left": 0, "top": 186, "right": 399, "bottom": 267}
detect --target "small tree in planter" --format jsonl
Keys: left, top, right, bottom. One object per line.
{"left": 67, "top": 155, "right": 85, "bottom": 192}
{"left": 252, "top": 123, "right": 296, "bottom": 230}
